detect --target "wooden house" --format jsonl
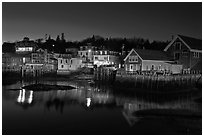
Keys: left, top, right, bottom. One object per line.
{"left": 124, "top": 49, "right": 182, "bottom": 74}
{"left": 164, "top": 35, "right": 202, "bottom": 72}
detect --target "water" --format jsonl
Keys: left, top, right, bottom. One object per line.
{"left": 2, "top": 79, "right": 202, "bottom": 135}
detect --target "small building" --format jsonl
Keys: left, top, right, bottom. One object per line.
{"left": 57, "top": 56, "right": 83, "bottom": 74}
{"left": 93, "top": 50, "right": 120, "bottom": 67}
{"left": 124, "top": 49, "right": 182, "bottom": 74}
{"left": 78, "top": 44, "right": 96, "bottom": 65}
{"left": 15, "top": 37, "right": 38, "bottom": 53}
{"left": 164, "top": 35, "right": 202, "bottom": 72}
{"left": 57, "top": 56, "right": 71, "bottom": 74}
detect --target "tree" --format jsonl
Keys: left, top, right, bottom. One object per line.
{"left": 56, "top": 35, "right": 60, "bottom": 43}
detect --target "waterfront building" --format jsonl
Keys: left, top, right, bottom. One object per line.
{"left": 93, "top": 50, "right": 120, "bottom": 67}
{"left": 78, "top": 44, "right": 96, "bottom": 68}
{"left": 57, "top": 55, "right": 71, "bottom": 74}
{"left": 164, "top": 35, "right": 202, "bottom": 72}
{"left": 15, "top": 37, "right": 38, "bottom": 53}
{"left": 23, "top": 48, "right": 57, "bottom": 75}
{"left": 57, "top": 56, "right": 83, "bottom": 74}
{"left": 124, "top": 49, "right": 183, "bottom": 74}
{"left": 2, "top": 53, "right": 31, "bottom": 72}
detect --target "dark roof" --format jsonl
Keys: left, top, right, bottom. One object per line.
{"left": 135, "top": 49, "right": 172, "bottom": 61}
{"left": 191, "top": 60, "right": 202, "bottom": 71}
{"left": 178, "top": 35, "right": 202, "bottom": 50}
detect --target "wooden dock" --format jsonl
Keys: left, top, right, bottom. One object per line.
{"left": 93, "top": 67, "right": 202, "bottom": 91}
{"left": 115, "top": 73, "right": 201, "bottom": 91}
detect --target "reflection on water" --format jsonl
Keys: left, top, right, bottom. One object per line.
{"left": 2, "top": 79, "right": 202, "bottom": 135}
{"left": 17, "top": 89, "right": 33, "bottom": 104}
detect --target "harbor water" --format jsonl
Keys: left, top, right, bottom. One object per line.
{"left": 2, "top": 79, "right": 202, "bottom": 135}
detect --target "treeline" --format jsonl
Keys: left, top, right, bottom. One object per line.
{"left": 2, "top": 35, "right": 170, "bottom": 53}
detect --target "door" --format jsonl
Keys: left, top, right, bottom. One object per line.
{"left": 129, "top": 64, "right": 133, "bottom": 71}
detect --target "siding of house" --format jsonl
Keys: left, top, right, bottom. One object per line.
{"left": 58, "top": 58, "right": 70, "bottom": 71}
{"left": 69, "top": 58, "right": 82, "bottom": 70}
{"left": 78, "top": 50, "right": 94, "bottom": 63}
{"left": 142, "top": 60, "right": 172, "bottom": 71}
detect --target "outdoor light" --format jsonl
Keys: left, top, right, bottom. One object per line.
{"left": 88, "top": 49, "right": 91, "bottom": 52}
{"left": 53, "top": 44, "right": 55, "bottom": 47}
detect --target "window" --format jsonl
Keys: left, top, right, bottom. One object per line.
{"left": 81, "top": 52, "right": 82, "bottom": 55}
{"left": 175, "top": 42, "right": 181, "bottom": 50}
{"left": 151, "top": 65, "right": 154, "bottom": 70}
{"left": 193, "top": 52, "right": 199, "bottom": 58}
{"left": 95, "top": 57, "right": 98, "bottom": 60}
{"left": 71, "top": 60, "right": 73, "bottom": 64}
{"left": 61, "top": 65, "right": 64, "bottom": 68}
{"left": 86, "top": 52, "right": 88, "bottom": 56}
{"left": 61, "top": 60, "right": 63, "bottom": 64}
{"left": 104, "top": 57, "right": 108, "bottom": 60}
{"left": 129, "top": 56, "right": 138, "bottom": 62}
{"left": 65, "top": 59, "right": 68, "bottom": 64}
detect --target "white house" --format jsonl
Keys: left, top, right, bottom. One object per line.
{"left": 93, "top": 50, "right": 120, "bottom": 67}
{"left": 124, "top": 49, "right": 183, "bottom": 74}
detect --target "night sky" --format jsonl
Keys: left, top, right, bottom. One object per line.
{"left": 2, "top": 2, "right": 202, "bottom": 43}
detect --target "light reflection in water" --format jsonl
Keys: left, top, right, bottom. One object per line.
{"left": 17, "top": 90, "right": 22, "bottom": 103}
{"left": 16, "top": 89, "right": 34, "bottom": 104}
{"left": 27, "top": 90, "right": 33, "bottom": 104}
{"left": 86, "top": 98, "right": 91, "bottom": 107}
{"left": 21, "top": 89, "right": 25, "bottom": 103}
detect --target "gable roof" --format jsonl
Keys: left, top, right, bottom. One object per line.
{"left": 124, "top": 48, "right": 172, "bottom": 61}
{"left": 124, "top": 49, "right": 143, "bottom": 61}
{"left": 135, "top": 49, "right": 172, "bottom": 61}
{"left": 178, "top": 35, "right": 202, "bottom": 50}
{"left": 164, "top": 35, "right": 202, "bottom": 51}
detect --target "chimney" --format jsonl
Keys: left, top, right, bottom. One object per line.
{"left": 172, "top": 35, "right": 174, "bottom": 40}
